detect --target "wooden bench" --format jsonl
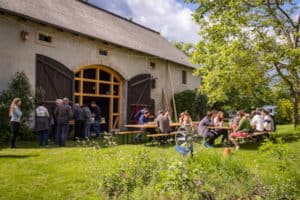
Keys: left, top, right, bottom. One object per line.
{"left": 146, "top": 132, "right": 177, "bottom": 146}
{"left": 115, "top": 131, "right": 144, "bottom": 135}
{"left": 237, "top": 131, "right": 270, "bottom": 143}
{"left": 115, "top": 131, "right": 145, "bottom": 144}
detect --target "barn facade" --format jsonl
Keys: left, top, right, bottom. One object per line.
{"left": 0, "top": 0, "right": 200, "bottom": 130}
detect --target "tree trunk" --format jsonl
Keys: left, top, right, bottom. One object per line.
{"left": 292, "top": 94, "right": 299, "bottom": 128}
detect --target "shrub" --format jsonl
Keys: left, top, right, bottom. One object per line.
{"left": 258, "top": 138, "right": 299, "bottom": 199}
{"left": 173, "top": 90, "right": 208, "bottom": 120}
{"left": 275, "top": 98, "right": 293, "bottom": 124}
{"left": 101, "top": 150, "right": 159, "bottom": 199}
{"left": 0, "top": 72, "right": 36, "bottom": 143}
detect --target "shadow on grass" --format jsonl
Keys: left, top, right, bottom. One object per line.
{"left": 0, "top": 154, "right": 39, "bottom": 159}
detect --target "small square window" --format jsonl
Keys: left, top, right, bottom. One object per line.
{"left": 150, "top": 62, "right": 156, "bottom": 68}
{"left": 99, "top": 49, "right": 108, "bottom": 56}
{"left": 38, "top": 33, "right": 52, "bottom": 43}
{"left": 182, "top": 70, "right": 187, "bottom": 85}
{"left": 36, "top": 32, "right": 54, "bottom": 47}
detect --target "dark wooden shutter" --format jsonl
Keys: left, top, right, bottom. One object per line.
{"left": 36, "top": 54, "right": 74, "bottom": 107}
{"left": 127, "top": 74, "right": 154, "bottom": 123}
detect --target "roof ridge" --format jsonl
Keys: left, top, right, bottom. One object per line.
{"left": 77, "top": 0, "right": 160, "bottom": 35}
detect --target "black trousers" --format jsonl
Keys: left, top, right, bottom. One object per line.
{"left": 207, "top": 130, "right": 219, "bottom": 145}
{"left": 217, "top": 129, "right": 228, "bottom": 143}
{"left": 74, "top": 120, "right": 84, "bottom": 140}
{"left": 10, "top": 121, "right": 20, "bottom": 148}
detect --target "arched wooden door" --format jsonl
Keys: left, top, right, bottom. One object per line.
{"left": 74, "top": 66, "right": 122, "bottom": 131}
{"left": 127, "top": 74, "right": 154, "bottom": 123}
{"left": 36, "top": 54, "right": 74, "bottom": 105}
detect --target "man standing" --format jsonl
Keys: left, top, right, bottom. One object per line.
{"left": 90, "top": 101, "right": 101, "bottom": 137}
{"left": 73, "top": 103, "right": 84, "bottom": 140}
{"left": 55, "top": 97, "right": 73, "bottom": 146}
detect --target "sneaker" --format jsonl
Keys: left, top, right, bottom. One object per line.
{"left": 204, "top": 143, "right": 214, "bottom": 148}
{"left": 235, "top": 146, "right": 240, "bottom": 150}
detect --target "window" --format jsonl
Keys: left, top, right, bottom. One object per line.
{"left": 99, "top": 49, "right": 108, "bottom": 56}
{"left": 150, "top": 62, "right": 156, "bottom": 68}
{"left": 182, "top": 70, "right": 187, "bottom": 84}
{"left": 36, "top": 32, "right": 54, "bottom": 46}
{"left": 38, "top": 33, "right": 52, "bottom": 43}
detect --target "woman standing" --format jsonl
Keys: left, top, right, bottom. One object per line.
{"left": 35, "top": 102, "right": 50, "bottom": 147}
{"left": 9, "top": 98, "right": 22, "bottom": 148}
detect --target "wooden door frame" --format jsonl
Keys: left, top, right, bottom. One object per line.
{"left": 74, "top": 65, "right": 123, "bottom": 130}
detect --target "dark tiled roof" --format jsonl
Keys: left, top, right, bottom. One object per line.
{"left": 0, "top": 0, "right": 195, "bottom": 68}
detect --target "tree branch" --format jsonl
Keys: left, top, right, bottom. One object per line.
{"left": 265, "top": 0, "right": 294, "bottom": 47}
{"left": 275, "top": 0, "right": 296, "bottom": 28}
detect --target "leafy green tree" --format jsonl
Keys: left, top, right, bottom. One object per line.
{"left": 186, "top": 0, "right": 300, "bottom": 127}
{"left": 173, "top": 41, "right": 194, "bottom": 56}
{"left": 276, "top": 98, "right": 294, "bottom": 124}
{"left": 0, "top": 72, "right": 34, "bottom": 123}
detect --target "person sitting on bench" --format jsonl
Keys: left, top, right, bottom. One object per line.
{"left": 262, "top": 109, "right": 275, "bottom": 132}
{"left": 229, "top": 111, "right": 251, "bottom": 150}
{"left": 198, "top": 111, "right": 218, "bottom": 148}
{"left": 134, "top": 109, "right": 150, "bottom": 142}
{"left": 157, "top": 111, "right": 171, "bottom": 134}
{"left": 250, "top": 110, "right": 264, "bottom": 132}
{"left": 213, "top": 111, "right": 228, "bottom": 145}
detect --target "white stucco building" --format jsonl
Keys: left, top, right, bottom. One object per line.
{"left": 0, "top": 0, "right": 200, "bottom": 130}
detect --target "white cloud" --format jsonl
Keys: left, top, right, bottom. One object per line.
{"left": 90, "top": 0, "right": 199, "bottom": 43}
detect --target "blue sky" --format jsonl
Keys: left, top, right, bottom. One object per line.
{"left": 89, "top": 0, "right": 300, "bottom": 44}
{"left": 89, "top": 0, "right": 199, "bottom": 43}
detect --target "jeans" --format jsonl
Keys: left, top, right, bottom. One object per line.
{"left": 93, "top": 120, "right": 100, "bottom": 137}
{"left": 10, "top": 121, "right": 20, "bottom": 148}
{"left": 84, "top": 121, "right": 90, "bottom": 139}
{"left": 135, "top": 128, "right": 145, "bottom": 142}
{"left": 56, "top": 122, "right": 69, "bottom": 146}
{"left": 38, "top": 130, "right": 49, "bottom": 147}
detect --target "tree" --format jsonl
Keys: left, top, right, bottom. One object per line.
{"left": 0, "top": 72, "right": 34, "bottom": 123}
{"left": 186, "top": 0, "right": 300, "bottom": 127}
{"left": 173, "top": 41, "right": 194, "bottom": 56}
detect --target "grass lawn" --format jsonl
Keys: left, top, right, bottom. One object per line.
{"left": 0, "top": 124, "right": 299, "bottom": 199}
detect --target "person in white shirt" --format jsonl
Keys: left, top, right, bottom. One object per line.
{"left": 262, "top": 110, "right": 274, "bottom": 131}
{"left": 250, "top": 111, "right": 264, "bottom": 132}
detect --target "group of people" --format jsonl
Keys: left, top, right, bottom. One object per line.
{"left": 133, "top": 107, "right": 275, "bottom": 150}
{"left": 229, "top": 109, "right": 275, "bottom": 150}
{"left": 8, "top": 97, "right": 102, "bottom": 148}
{"left": 8, "top": 96, "right": 275, "bottom": 150}
{"left": 198, "top": 109, "right": 275, "bottom": 150}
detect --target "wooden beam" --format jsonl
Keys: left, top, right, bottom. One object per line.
{"left": 167, "top": 61, "right": 178, "bottom": 121}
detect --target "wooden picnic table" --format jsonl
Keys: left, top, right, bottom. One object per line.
{"left": 125, "top": 121, "right": 200, "bottom": 129}
{"left": 207, "top": 126, "right": 232, "bottom": 130}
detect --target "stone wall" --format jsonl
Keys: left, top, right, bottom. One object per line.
{"left": 0, "top": 14, "right": 200, "bottom": 126}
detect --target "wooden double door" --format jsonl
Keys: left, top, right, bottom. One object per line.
{"left": 36, "top": 54, "right": 74, "bottom": 115}
{"left": 36, "top": 54, "right": 154, "bottom": 128}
